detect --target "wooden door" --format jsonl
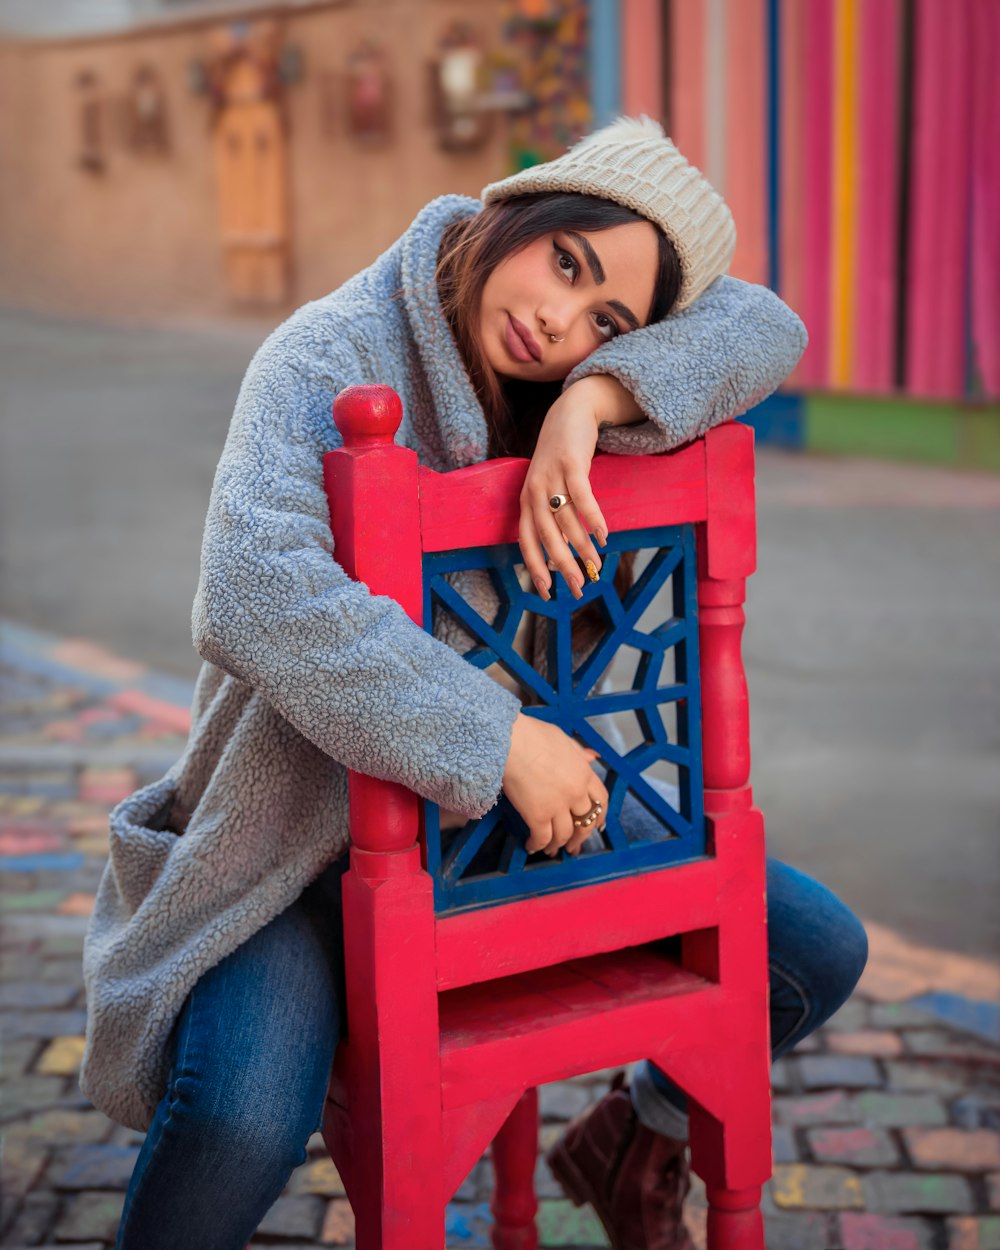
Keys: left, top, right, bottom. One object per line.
{"left": 211, "top": 53, "right": 290, "bottom": 305}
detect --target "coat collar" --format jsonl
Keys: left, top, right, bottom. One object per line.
{"left": 397, "top": 194, "right": 490, "bottom": 470}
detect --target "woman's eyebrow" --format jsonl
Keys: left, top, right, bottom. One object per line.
{"left": 608, "top": 300, "right": 640, "bottom": 331}
{"left": 564, "top": 232, "right": 640, "bottom": 330}
{"left": 565, "top": 231, "right": 605, "bottom": 283}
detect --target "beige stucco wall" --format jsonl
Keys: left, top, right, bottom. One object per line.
{"left": 0, "top": 0, "right": 512, "bottom": 322}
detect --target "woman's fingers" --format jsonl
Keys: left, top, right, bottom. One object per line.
{"left": 518, "top": 508, "right": 552, "bottom": 600}
{"left": 545, "top": 808, "right": 576, "bottom": 857}
{"left": 519, "top": 464, "right": 609, "bottom": 601}
{"left": 525, "top": 819, "right": 553, "bottom": 855}
{"left": 534, "top": 506, "right": 586, "bottom": 599}
{"left": 565, "top": 822, "right": 596, "bottom": 856}
{"left": 564, "top": 469, "right": 609, "bottom": 557}
{"left": 551, "top": 506, "right": 603, "bottom": 587}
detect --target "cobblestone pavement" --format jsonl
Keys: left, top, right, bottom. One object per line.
{"left": 2, "top": 620, "right": 999, "bottom": 1250}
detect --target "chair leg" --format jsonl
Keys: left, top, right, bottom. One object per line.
{"left": 705, "top": 1185, "right": 765, "bottom": 1249}
{"left": 349, "top": 1110, "right": 446, "bottom": 1250}
{"left": 688, "top": 1090, "right": 769, "bottom": 1250}
{"left": 490, "top": 1087, "right": 539, "bottom": 1250}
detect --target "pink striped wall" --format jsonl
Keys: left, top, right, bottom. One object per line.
{"left": 778, "top": 0, "right": 806, "bottom": 335}
{"left": 725, "top": 0, "right": 767, "bottom": 285}
{"left": 669, "top": 0, "right": 706, "bottom": 174}
{"left": 621, "top": 0, "right": 662, "bottom": 120}
{"left": 797, "top": 0, "right": 835, "bottom": 388}
{"left": 852, "top": 0, "right": 901, "bottom": 392}
{"left": 639, "top": 0, "right": 996, "bottom": 402}
{"left": 906, "top": 0, "right": 973, "bottom": 398}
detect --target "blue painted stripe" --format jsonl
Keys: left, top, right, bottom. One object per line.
{"left": 0, "top": 853, "right": 85, "bottom": 872}
{"left": 0, "top": 781, "right": 78, "bottom": 799}
{"left": 767, "top": 0, "right": 781, "bottom": 293}
{"left": 963, "top": 171, "right": 976, "bottom": 399}
{"left": 908, "top": 991, "right": 1000, "bottom": 1045}
{"left": 589, "top": 0, "right": 621, "bottom": 127}
{"left": 739, "top": 391, "right": 805, "bottom": 449}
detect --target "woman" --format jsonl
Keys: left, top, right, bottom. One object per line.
{"left": 81, "top": 117, "right": 867, "bottom": 1250}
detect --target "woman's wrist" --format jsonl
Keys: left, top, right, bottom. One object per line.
{"left": 567, "top": 373, "right": 644, "bottom": 429}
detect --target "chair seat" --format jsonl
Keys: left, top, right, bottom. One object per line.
{"left": 439, "top": 945, "right": 719, "bottom": 1109}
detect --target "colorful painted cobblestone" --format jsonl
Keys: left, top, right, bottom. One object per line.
{"left": 2, "top": 620, "right": 999, "bottom": 1248}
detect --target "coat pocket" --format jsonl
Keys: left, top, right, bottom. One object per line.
{"left": 108, "top": 776, "right": 183, "bottom": 915}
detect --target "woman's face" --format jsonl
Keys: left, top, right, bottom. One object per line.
{"left": 477, "top": 220, "right": 659, "bottom": 383}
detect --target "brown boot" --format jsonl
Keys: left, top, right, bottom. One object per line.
{"left": 545, "top": 1072, "right": 695, "bottom": 1250}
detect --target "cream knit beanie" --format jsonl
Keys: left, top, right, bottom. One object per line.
{"left": 481, "top": 116, "right": 735, "bottom": 311}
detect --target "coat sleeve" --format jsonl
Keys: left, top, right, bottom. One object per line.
{"left": 191, "top": 312, "right": 521, "bottom": 819}
{"left": 561, "top": 276, "right": 808, "bottom": 455}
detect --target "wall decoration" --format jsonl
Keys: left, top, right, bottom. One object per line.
{"left": 428, "top": 22, "right": 491, "bottom": 152}
{"left": 75, "top": 70, "right": 105, "bottom": 174}
{"left": 500, "top": 0, "right": 590, "bottom": 170}
{"left": 427, "top": 20, "right": 532, "bottom": 153}
{"left": 191, "top": 20, "right": 286, "bottom": 125}
{"left": 126, "top": 65, "right": 169, "bottom": 155}
{"left": 345, "top": 40, "right": 393, "bottom": 145}
{"left": 510, "top": 0, "right": 561, "bottom": 30}
{"left": 201, "top": 20, "right": 292, "bottom": 305}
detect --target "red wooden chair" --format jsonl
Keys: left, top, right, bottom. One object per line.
{"left": 320, "top": 384, "right": 771, "bottom": 1250}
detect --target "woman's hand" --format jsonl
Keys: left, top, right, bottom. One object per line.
{"left": 502, "top": 713, "right": 609, "bottom": 856}
{"left": 519, "top": 374, "right": 642, "bottom": 599}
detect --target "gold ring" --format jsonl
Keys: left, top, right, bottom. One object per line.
{"left": 572, "top": 801, "right": 603, "bottom": 829}
{"left": 548, "top": 494, "right": 571, "bottom": 513}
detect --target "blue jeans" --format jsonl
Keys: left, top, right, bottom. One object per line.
{"left": 115, "top": 854, "right": 867, "bottom": 1250}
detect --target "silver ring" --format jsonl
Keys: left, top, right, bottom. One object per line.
{"left": 548, "top": 493, "right": 571, "bottom": 513}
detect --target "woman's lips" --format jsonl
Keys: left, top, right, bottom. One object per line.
{"left": 505, "top": 314, "right": 541, "bottom": 364}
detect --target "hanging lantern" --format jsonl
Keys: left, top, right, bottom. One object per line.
{"left": 345, "top": 41, "right": 392, "bottom": 144}
{"left": 126, "top": 65, "right": 169, "bottom": 154}
{"left": 428, "top": 23, "right": 491, "bottom": 152}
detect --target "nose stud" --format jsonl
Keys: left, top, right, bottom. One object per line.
{"left": 549, "top": 334, "right": 565, "bottom": 343}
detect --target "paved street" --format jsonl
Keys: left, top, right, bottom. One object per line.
{"left": 2, "top": 306, "right": 998, "bottom": 958}
{"left": 1, "top": 622, "right": 999, "bottom": 1248}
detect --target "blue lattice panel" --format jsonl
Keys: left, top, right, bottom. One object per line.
{"left": 423, "top": 523, "right": 706, "bottom": 914}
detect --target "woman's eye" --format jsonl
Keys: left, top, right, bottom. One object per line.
{"left": 554, "top": 243, "right": 578, "bottom": 279}
{"left": 594, "top": 312, "right": 620, "bottom": 340}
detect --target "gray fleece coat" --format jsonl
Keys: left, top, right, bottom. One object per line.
{"left": 80, "top": 194, "right": 807, "bottom": 1131}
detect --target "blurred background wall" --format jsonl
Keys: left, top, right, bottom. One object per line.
{"left": 0, "top": 0, "right": 997, "bottom": 464}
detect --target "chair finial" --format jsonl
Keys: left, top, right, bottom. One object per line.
{"left": 334, "top": 385, "right": 403, "bottom": 447}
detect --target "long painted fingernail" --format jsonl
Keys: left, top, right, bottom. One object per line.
{"left": 533, "top": 576, "right": 550, "bottom": 601}
{"left": 585, "top": 560, "right": 600, "bottom": 583}
{"left": 596, "top": 529, "right": 608, "bottom": 548}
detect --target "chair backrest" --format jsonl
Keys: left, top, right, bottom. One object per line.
{"left": 322, "top": 387, "right": 772, "bottom": 1249}
{"left": 324, "top": 384, "right": 757, "bottom": 986}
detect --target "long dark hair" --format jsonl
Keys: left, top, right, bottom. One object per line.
{"left": 436, "top": 192, "right": 682, "bottom": 652}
